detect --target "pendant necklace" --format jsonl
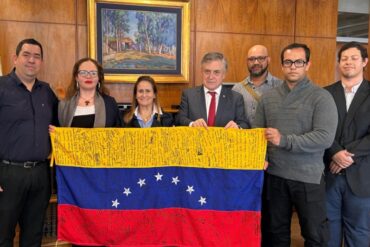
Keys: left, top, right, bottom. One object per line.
{"left": 80, "top": 95, "right": 94, "bottom": 106}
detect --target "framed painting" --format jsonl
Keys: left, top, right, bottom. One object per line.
{"left": 87, "top": 0, "right": 190, "bottom": 83}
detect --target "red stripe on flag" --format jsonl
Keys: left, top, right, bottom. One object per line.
{"left": 58, "top": 204, "right": 261, "bottom": 246}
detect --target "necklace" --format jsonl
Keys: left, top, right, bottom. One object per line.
{"left": 79, "top": 95, "right": 94, "bottom": 106}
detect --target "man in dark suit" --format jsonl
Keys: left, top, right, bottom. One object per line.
{"left": 325, "top": 41, "right": 370, "bottom": 247}
{"left": 175, "top": 52, "right": 249, "bottom": 129}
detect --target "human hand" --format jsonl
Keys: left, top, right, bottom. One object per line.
{"left": 0, "top": 185, "right": 3, "bottom": 192}
{"left": 191, "top": 119, "right": 208, "bottom": 128}
{"left": 265, "top": 128, "right": 281, "bottom": 146}
{"left": 49, "top": 125, "right": 56, "bottom": 133}
{"left": 332, "top": 150, "right": 354, "bottom": 168}
{"left": 263, "top": 160, "right": 269, "bottom": 170}
{"left": 224, "top": 121, "right": 239, "bottom": 129}
{"left": 329, "top": 161, "right": 343, "bottom": 174}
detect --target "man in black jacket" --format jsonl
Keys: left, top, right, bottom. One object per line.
{"left": 325, "top": 41, "right": 370, "bottom": 247}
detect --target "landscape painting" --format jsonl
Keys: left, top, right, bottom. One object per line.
{"left": 88, "top": 0, "right": 190, "bottom": 83}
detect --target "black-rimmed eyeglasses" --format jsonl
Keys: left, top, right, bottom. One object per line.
{"left": 282, "top": 59, "right": 307, "bottom": 68}
{"left": 247, "top": 56, "right": 268, "bottom": 63}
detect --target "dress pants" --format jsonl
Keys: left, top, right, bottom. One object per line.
{"left": 262, "top": 173, "right": 329, "bottom": 247}
{"left": 326, "top": 173, "right": 370, "bottom": 247}
{"left": 0, "top": 161, "right": 51, "bottom": 247}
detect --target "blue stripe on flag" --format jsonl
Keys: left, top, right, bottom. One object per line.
{"left": 56, "top": 166, "right": 263, "bottom": 211}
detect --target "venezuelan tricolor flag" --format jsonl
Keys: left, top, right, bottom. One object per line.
{"left": 51, "top": 127, "right": 267, "bottom": 246}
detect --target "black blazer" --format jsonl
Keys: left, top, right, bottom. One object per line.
{"left": 324, "top": 80, "right": 370, "bottom": 197}
{"left": 124, "top": 112, "right": 174, "bottom": 128}
{"left": 175, "top": 86, "right": 249, "bottom": 128}
{"left": 102, "top": 95, "right": 123, "bottom": 127}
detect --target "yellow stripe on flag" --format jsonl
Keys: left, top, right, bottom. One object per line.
{"left": 50, "top": 127, "right": 267, "bottom": 170}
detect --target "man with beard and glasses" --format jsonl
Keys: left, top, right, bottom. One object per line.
{"left": 232, "top": 45, "right": 282, "bottom": 124}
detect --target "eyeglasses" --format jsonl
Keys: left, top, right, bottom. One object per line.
{"left": 282, "top": 59, "right": 307, "bottom": 68}
{"left": 78, "top": 70, "right": 98, "bottom": 77}
{"left": 247, "top": 56, "right": 267, "bottom": 63}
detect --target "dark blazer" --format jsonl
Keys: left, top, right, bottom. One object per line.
{"left": 101, "top": 95, "right": 123, "bottom": 127}
{"left": 175, "top": 85, "right": 249, "bottom": 128}
{"left": 58, "top": 93, "right": 122, "bottom": 127}
{"left": 324, "top": 80, "right": 370, "bottom": 197}
{"left": 124, "top": 112, "right": 174, "bottom": 127}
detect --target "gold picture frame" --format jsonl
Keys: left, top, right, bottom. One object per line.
{"left": 87, "top": 0, "right": 190, "bottom": 83}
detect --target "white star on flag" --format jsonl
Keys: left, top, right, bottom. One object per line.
{"left": 186, "top": 185, "right": 195, "bottom": 194}
{"left": 123, "top": 187, "right": 131, "bottom": 197}
{"left": 198, "top": 196, "right": 207, "bottom": 206}
{"left": 137, "top": 178, "right": 146, "bottom": 187}
{"left": 171, "top": 176, "right": 180, "bottom": 185}
{"left": 112, "top": 199, "right": 120, "bottom": 208}
{"left": 154, "top": 172, "right": 163, "bottom": 181}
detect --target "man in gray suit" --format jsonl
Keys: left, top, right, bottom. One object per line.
{"left": 175, "top": 52, "right": 249, "bottom": 129}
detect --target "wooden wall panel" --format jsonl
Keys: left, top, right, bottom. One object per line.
{"left": 295, "top": 0, "right": 338, "bottom": 38}
{"left": 194, "top": 32, "right": 294, "bottom": 85}
{"left": 77, "top": 26, "right": 88, "bottom": 59}
{"left": 0, "top": 22, "right": 76, "bottom": 87}
{"left": 77, "top": 0, "right": 87, "bottom": 25}
{"left": 295, "top": 37, "right": 337, "bottom": 86}
{"left": 0, "top": 0, "right": 346, "bottom": 106}
{"left": 0, "top": 0, "right": 76, "bottom": 24}
{"left": 195, "top": 0, "right": 296, "bottom": 35}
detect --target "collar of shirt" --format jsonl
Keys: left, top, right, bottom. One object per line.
{"left": 134, "top": 105, "right": 162, "bottom": 118}
{"left": 203, "top": 85, "right": 222, "bottom": 117}
{"left": 341, "top": 80, "right": 362, "bottom": 94}
{"left": 203, "top": 85, "right": 222, "bottom": 96}
{"left": 11, "top": 69, "right": 42, "bottom": 90}
{"left": 342, "top": 80, "right": 362, "bottom": 111}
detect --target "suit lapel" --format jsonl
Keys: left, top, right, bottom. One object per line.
{"left": 331, "top": 82, "right": 347, "bottom": 119}
{"left": 215, "top": 86, "right": 227, "bottom": 126}
{"left": 344, "top": 80, "right": 370, "bottom": 127}
{"left": 198, "top": 86, "right": 208, "bottom": 121}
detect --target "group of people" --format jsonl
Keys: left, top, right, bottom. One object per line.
{"left": 0, "top": 37, "right": 369, "bottom": 247}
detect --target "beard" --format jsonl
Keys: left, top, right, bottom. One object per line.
{"left": 249, "top": 64, "right": 268, "bottom": 77}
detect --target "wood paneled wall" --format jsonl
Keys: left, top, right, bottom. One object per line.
{"left": 0, "top": 0, "right": 358, "bottom": 108}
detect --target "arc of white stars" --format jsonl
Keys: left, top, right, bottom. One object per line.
{"left": 198, "top": 196, "right": 207, "bottom": 206}
{"left": 186, "top": 185, "right": 195, "bottom": 195}
{"left": 154, "top": 172, "right": 163, "bottom": 181}
{"left": 172, "top": 176, "right": 180, "bottom": 185}
{"left": 123, "top": 187, "right": 131, "bottom": 197}
{"left": 137, "top": 178, "right": 146, "bottom": 187}
{"left": 112, "top": 199, "right": 120, "bottom": 208}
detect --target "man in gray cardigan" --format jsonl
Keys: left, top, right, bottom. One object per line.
{"left": 253, "top": 43, "right": 338, "bottom": 246}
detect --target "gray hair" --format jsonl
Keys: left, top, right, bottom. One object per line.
{"left": 201, "top": 52, "right": 228, "bottom": 71}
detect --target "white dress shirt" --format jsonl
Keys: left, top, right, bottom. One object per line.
{"left": 342, "top": 81, "right": 362, "bottom": 111}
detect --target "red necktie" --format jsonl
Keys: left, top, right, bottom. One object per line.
{"left": 207, "top": 91, "right": 216, "bottom": 126}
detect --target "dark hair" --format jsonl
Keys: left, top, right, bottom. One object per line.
{"left": 16, "top": 38, "right": 43, "bottom": 59}
{"left": 124, "top": 75, "right": 161, "bottom": 124}
{"left": 65, "top": 57, "right": 109, "bottom": 99}
{"left": 337, "top": 41, "right": 368, "bottom": 62}
{"left": 201, "top": 52, "right": 228, "bottom": 71}
{"left": 281, "top": 43, "right": 310, "bottom": 63}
